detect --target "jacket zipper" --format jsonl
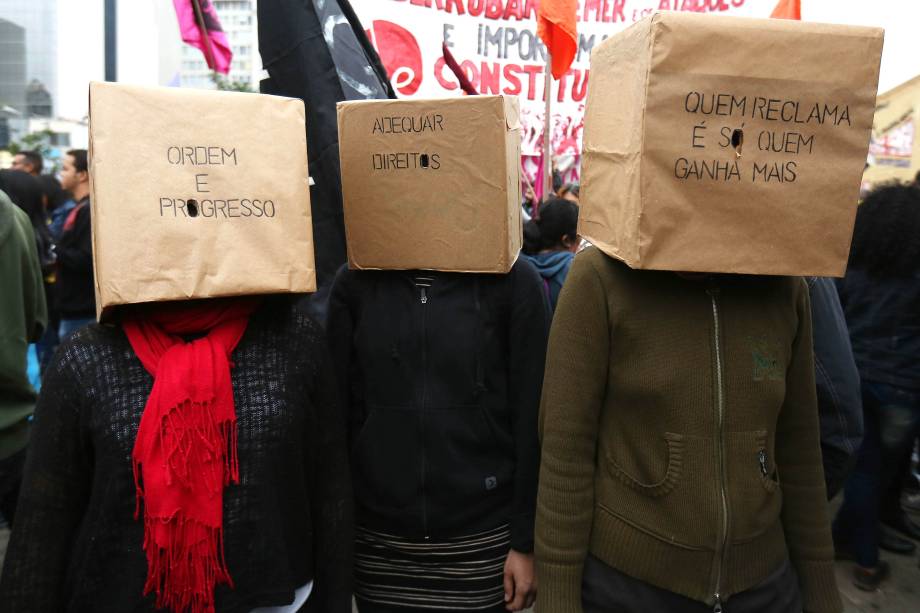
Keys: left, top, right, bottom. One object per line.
{"left": 708, "top": 288, "right": 729, "bottom": 613}
{"left": 419, "top": 284, "right": 430, "bottom": 539}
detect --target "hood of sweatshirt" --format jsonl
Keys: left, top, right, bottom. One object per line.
{"left": 523, "top": 251, "right": 574, "bottom": 282}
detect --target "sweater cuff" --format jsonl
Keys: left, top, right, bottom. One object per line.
{"left": 797, "top": 559, "right": 843, "bottom": 613}
{"left": 534, "top": 561, "right": 583, "bottom": 613}
{"left": 511, "top": 513, "right": 535, "bottom": 554}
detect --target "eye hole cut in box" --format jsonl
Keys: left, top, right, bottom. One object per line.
{"left": 731, "top": 128, "right": 744, "bottom": 156}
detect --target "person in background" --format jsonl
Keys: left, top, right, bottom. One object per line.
{"left": 833, "top": 182, "right": 920, "bottom": 591}
{"left": 807, "top": 276, "right": 863, "bottom": 502}
{"left": 10, "top": 150, "right": 43, "bottom": 177}
{"left": 0, "top": 170, "right": 48, "bottom": 238}
{"left": 898, "top": 450, "right": 920, "bottom": 512}
{"left": 0, "top": 172, "right": 56, "bottom": 369}
{"left": 55, "top": 149, "right": 95, "bottom": 339}
{"left": 558, "top": 183, "right": 580, "bottom": 204}
{"left": 45, "top": 174, "right": 76, "bottom": 241}
{"left": 36, "top": 175, "right": 76, "bottom": 231}
{"left": 522, "top": 183, "right": 537, "bottom": 221}
{"left": 552, "top": 170, "right": 563, "bottom": 196}
{"left": 0, "top": 188, "right": 47, "bottom": 528}
{"left": 877, "top": 444, "right": 920, "bottom": 554}
{"left": 537, "top": 246, "right": 841, "bottom": 613}
{"left": 522, "top": 198, "right": 579, "bottom": 314}
{"left": 33, "top": 175, "right": 69, "bottom": 372}
{"left": 328, "top": 257, "right": 549, "bottom": 613}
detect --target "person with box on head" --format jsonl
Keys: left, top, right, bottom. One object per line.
{"left": 0, "top": 83, "right": 351, "bottom": 613}
{"left": 832, "top": 182, "right": 920, "bottom": 591}
{"left": 534, "top": 12, "right": 884, "bottom": 613}
{"left": 331, "top": 95, "right": 548, "bottom": 612}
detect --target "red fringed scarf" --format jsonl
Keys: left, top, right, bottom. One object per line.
{"left": 122, "top": 299, "right": 258, "bottom": 613}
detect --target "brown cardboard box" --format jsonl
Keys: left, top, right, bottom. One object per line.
{"left": 337, "top": 95, "right": 522, "bottom": 273}
{"left": 89, "top": 82, "right": 316, "bottom": 320}
{"left": 579, "top": 12, "right": 884, "bottom": 277}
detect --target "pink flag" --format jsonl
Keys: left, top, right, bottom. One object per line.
{"left": 173, "top": 0, "right": 233, "bottom": 74}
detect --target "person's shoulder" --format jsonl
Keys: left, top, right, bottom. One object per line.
{"left": 570, "top": 246, "right": 632, "bottom": 283}
{"left": 49, "top": 322, "right": 125, "bottom": 383}
{"left": 735, "top": 276, "right": 809, "bottom": 320}
{"left": 253, "top": 296, "right": 324, "bottom": 341}
{"left": 778, "top": 275, "right": 809, "bottom": 301}
{"left": 511, "top": 254, "right": 540, "bottom": 277}
{"left": 8, "top": 201, "right": 34, "bottom": 243}
{"left": 8, "top": 197, "right": 29, "bottom": 224}
{"left": 330, "top": 262, "right": 389, "bottom": 295}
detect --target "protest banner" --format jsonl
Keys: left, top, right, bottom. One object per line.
{"left": 351, "top": 0, "right": 763, "bottom": 186}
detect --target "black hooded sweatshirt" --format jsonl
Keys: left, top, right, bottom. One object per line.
{"left": 327, "top": 259, "right": 549, "bottom": 552}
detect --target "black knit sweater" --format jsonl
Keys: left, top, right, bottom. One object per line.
{"left": 0, "top": 299, "right": 352, "bottom": 613}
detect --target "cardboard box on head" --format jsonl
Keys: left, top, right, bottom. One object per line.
{"left": 89, "top": 82, "right": 316, "bottom": 321}
{"left": 337, "top": 95, "right": 522, "bottom": 273}
{"left": 579, "top": 12, "right": 884, "bottom": 277}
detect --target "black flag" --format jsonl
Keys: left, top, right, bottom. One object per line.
{"left": 258, "top": 0, "right": 394, "bottom": 322}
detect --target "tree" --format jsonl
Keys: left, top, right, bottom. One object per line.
{"left": 5, "top": 128, "right": 55, "bottom": 157}
{"left": 3, "top": 129, "right": 61, "bottom": 174}
{"left": 211, "top": 73, "right": 254, "bottom": 93}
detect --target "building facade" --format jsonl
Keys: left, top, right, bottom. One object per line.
{"left": 180, "top": 0, "right": 261, "bottom": 91}
{"left": 0, "top": 0, "right": 58, "bottom": 116}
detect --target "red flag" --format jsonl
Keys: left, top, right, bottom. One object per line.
{"left": 173, "top": 0, "right": 233, "bottom": 74}
{"left": 537, "top": 0, "right": 577, "bottom": 80}
{"left": 770, "top": 0, "right": 801, "bottom": 20}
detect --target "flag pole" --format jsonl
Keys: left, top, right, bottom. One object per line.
{"left": 191, "top": 0, "right": 218, "bottom": 73}
{"left": 541, "top": 54, "right": 552, "bottom": 214}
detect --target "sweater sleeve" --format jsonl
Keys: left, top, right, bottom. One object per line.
{"left": 305, "top": 341, "right": 354, "bottom": 613}
{"left": 326, "top": 265, "right": 364, "bottom": 441}
{"left": 507, "top": 260, "right": 550, "bottom": 553}
{"left": 0, "top": 347, "right": 92, "bottom": 612}
{"left": 535, "top": 250, "right": 610, "bottom": 612}
{"left": 19, "top": 211, "right": 47, "bottom": 341}
{"left": 807, "top": 277, "right": 862, "bottom": 500}
{"left": 777, "top": 280, "right": 843, "bottom": 613}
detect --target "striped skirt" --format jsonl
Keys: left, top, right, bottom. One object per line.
{"left": 354, "top": 524, "right": 511, "bottom": 611}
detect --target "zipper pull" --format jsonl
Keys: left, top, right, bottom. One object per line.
{"left": 420, "top": 286, "right": 428, "bottom": 304}
{"left": 759, "top": 449, "right": 768, "bottom": 477}
{"left": 713, "top": 594, "right": 723, "bottom": 613}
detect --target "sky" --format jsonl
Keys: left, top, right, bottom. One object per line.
{"left": 795, "top": 0, "right": 920, "bottom": 94}
{"left": 53, "top": 0, "right": 920, "bottom": 121}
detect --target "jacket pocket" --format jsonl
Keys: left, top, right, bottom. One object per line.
{"left": 426, "top": 405, "right": 514, "bottom": 510}
{"left": 597, "top": 432, "right": 718, "bottom": 548}
{"left": 351, "top": 407, "right": 421, "bottom": 512}
{"left": 603, "top": 432, "right": 685, "bottom": 498}
{"left": 728, "top": 430, "right": 783, "bottom": 543}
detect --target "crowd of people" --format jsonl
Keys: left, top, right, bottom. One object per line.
{"left": 0, "top": 149, "right": 95, "bottom": 530}
{"left": 0, "top": 146, "right": 918, "bottom": 613}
